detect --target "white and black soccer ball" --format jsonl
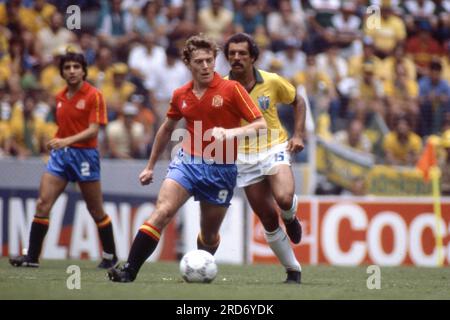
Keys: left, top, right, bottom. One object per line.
{"left": 179, "top": 249, "right": 218, "bottom": 283}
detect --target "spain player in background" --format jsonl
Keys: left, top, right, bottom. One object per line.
{"left": 9, "top": 51, "right": 118, "bottom": 269}
{"left": 108, "top": 34, "right": 266, "bottom": 282}
{"left": 224, "top": 33, "right": 306, "bottom": 284}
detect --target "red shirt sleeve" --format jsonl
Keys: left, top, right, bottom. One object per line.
{"left": 232, "top": 82, "right": 262, "bottom": 122}
{"left": 166, "top": 92, "right": 183, "bottom": 120}
{"left": 89, "top": 91, "right": 108, "bottom": 125}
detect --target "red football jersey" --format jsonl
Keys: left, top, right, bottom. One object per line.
{"left": 55, "top": 82, "right": 107, "bottom": 148}
{"left": 167, "top": 72, "right": 262, "bottom": 162}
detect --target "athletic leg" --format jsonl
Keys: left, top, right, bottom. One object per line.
{"left": 10, "top": 173, "right": 67, "bottom": 267}
{"left": 245, "top": 179, "right": 301, "bottom": 282}
{"left": 108, "top": 178, "right": 191, "bottom": 282}
{"left": 267, "top": 165, "right": 302, "bottom": 244}
{"left": 78, "top": 180, "right": 118, "bottom": 268}
{"left": 197, "top": 201, "right": 228, "bottom": 255}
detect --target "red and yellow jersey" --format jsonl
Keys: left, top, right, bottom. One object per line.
{"left": 55, "top": 82, "right": 107, "bottom": 148}
{"left": 167, "top": 72, "right": 261, "bottom": 162}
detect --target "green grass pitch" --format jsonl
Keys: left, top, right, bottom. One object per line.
{"left": 1, "top": 259, "right": 449, "bottom": 300}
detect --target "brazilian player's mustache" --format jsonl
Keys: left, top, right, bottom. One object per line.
{"left": 232, "top": 62, "right": 243, "bottom": 67}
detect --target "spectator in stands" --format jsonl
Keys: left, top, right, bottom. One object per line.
{"left": 28, "top": 0, "right": 57, "bottom": 34}
{"left": 97, "top": 0, "right": 138, "bottom": 60}
{"left": 275, "top": 39, "right": 306, "bottom": 82}
{"left": 293, "top": 51, "right": 336, "bottom": 119}
{"left": 402, "top": 0, "right": 437, "bottom": 33}
{"left": 442, "top": 42, "right": 450, "bottom": 84}
{"left": 146, "top": 45, "right": 190, "bottom": 128}
{"left": 0, "top": 85, "right": 11, "bottom": 157}
{"left": 198, "top": 0, "right": 233, "bottom": 44}
{"left": 330, "top": 2, "right": 362, "bottom": 58}
{"left": 106, "top": 102, "right": 146, "bottom": 159}
{"left": 440, "top": 129, "right": 450, "bottom": 195}
{"left": 101, "top": 62, "right": 136, "bottom": 120}
{"left": 406, "top": 20, "right": 443, "bottom": 77}
{"left": 419, "top": 60, "right": 450, "bottom": 136}
{"left": 379, "top": 44, "right": 417, "bottom": 82}
{"left": 0, "top": 29, "right": 11, "bottom": 88}
{"left": 9, "top": 95, "right": 55, "bottom": 158}
{"left": 316, "top": 41, "right": 349, "bottom": 95}
{"left": 78, "top": 32, "right": 97, "bottom": 66}
{"left": 349, "top": 62, "right": 386, "bottom": 123}
{"left": 334, "top": 118, "right": 372, "bottom": 153}
{"left": 233, "top": 0, "right": 265, "bottom": 36}
{"left": 36, "top": 11, "right": 77, "bottom": 65}
{"left": 385, "top": 63, "right": 419, "bottom": 130}
{"left": 383, "top": 116, "right": 422, "bottom": 166}
{"left": 253, "top": 35, "right": 275, "bottom": 71}
{"left": 364, "top": 0, "right": 406, "bottom": 58}
{"left": 133, "top": 0, "right": 168, "bottom": 43}
{"left": 266, "top": 0, "right": 306, "bottom": 52}
{"left": 40, "top": 46, "right": 68, "bottom": 96}
{"left": 306, "top": 0, "right": 340, "bottom": 51}
{"left": 87, "top": 46, "right": 114, "bottom": 89}
{"left": 129, "top": 93, "right": 155, "bottom": 157}
{"left": 348, "top": 36, "right": 382, "bottom": 79}
{"left": 127, "top": 33, "right": 166, "bottom": 91}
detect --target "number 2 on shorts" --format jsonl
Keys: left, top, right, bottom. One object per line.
{"left": 80, "top": 162, "right": 90, "bottom": 176}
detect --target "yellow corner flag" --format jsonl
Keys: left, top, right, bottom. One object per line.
{"left": 416, "top": 137, "right": 444, "bottom": 267}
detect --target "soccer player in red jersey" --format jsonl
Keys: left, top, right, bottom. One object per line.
{"left": 9, "top": 52, "right": 118, "bottom": 269}
{"left": 108, "top": 34, "right": 266, "bottom": 282}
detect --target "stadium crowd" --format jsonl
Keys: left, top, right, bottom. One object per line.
{"left": 0, "top": 0, "right": 449, "bottom": 191}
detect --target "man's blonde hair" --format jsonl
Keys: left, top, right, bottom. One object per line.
{"left": 182, "top": 34, "right": 219, "bottom": 65}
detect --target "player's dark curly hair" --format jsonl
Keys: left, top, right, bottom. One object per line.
{"left": 59, "top": 51, "right": 88, "bottom": 80}
{"left": 223, "top": 33, "right": 260, "bottom": 61}
{"left": 182, "top": 34, "right": 219, "bottom": 65}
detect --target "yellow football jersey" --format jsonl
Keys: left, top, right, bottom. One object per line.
{"left": 227, "top": 69, "right": 296, "bottom": 153}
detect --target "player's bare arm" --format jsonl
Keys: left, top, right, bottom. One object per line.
{"left": 139, "top": 117, "right": 179, "bottom": 185}
{"left": 212, "top": 117, "right": 266, "bottom": 141}
{"left": 287, "top": 95, "right": 306, "bottom": 154}
{"left": 46, "top": 123, "right": 100, "bottom": 150}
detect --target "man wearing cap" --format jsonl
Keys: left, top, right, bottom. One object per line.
{"left": 106, "top": 102, "right": 145, "bottom": 159}
{"left": 101, "top": 62, "right": 136, "bottom": 120}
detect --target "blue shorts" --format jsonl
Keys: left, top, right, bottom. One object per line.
{"left": 46, "top": 147, "right": 100, "bottom": 182}
{"left": 166, "top": 151, "right": 237, "bottom": 207}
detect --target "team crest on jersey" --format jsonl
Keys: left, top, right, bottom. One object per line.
{"left": 257, "top": 96, "right": 270, "bottom": 111}
{"left": 76, "top": 99, "right": 86, "bottom": 110}
{"left": 181, "top": 100, "right": 187, "bottom": 109}
{"left": 57, "top": 102, "right": 62, "bottom": 109}
{"left": 212, "top": 95, "right": 223, "bottom": 108}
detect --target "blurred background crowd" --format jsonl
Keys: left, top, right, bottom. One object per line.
{"left": 0, "top": 0, "right": 449, "bottom": 194}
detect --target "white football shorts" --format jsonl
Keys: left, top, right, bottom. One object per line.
{"left": 236, "top": 141, "right": 291, "bottom": 188}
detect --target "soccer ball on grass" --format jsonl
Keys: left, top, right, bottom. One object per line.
{"left": 179, "top": 249, "right": 218, "bottom": 283}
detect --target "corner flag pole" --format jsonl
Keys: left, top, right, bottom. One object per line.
{"left": 430, "top": 166, "right": 444, "bottom": 267}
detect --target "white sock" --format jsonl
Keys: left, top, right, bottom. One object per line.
{"left": 265, "top": 227, "right": 301, "bottom": 272}
{"left": 281, "top": 194, "right": 298, "bottom": 221}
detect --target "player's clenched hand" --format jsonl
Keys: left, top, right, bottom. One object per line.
{"left": 46, "top": 138, "right": 70, "bottom": 150}
{"left": 139, "top": 168, "right": 154, "bottom": 185}
{"left": 287, "top": 136, "right": 304, "bottom": 153}
{"left": 212, "top": 127, "right": 227, "bottom": 141}
{"left": 212, "top": 127, "right": 236, "bottom": 141}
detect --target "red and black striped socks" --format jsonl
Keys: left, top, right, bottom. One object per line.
{"left": 26, "top": 216, "right": 49, "bottom": 262}
{"left": 126, "top": 222, "right": 161, "bottom": 277}
{"left": 95, "top": 215, "right": 117, "bottom": 259}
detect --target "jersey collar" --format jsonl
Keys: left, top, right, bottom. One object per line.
{"left": 62, "top": 81, "right": 90, "bottom": 100}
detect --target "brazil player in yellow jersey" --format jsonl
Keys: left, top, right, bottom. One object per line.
{"left": 224, "top": 33, "right": 306, "bottom": 284}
